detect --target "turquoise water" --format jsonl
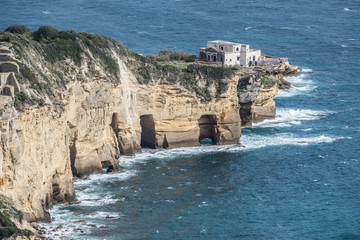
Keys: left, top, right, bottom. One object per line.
{"left": 1, "top": 0, "right": 360, "bottom": 239}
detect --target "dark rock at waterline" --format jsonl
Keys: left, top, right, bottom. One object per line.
{"left": 279, "top": 79, "right": 291, "bottom": 89}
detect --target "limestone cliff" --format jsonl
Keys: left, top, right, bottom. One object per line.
{"left": 0, "top": 25, "right": 297, "bottom": 237}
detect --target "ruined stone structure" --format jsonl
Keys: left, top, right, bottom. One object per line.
{"left": 0, "top": 46, "right": 20, "bottom": 98}
{"left": 198, "top": 40, "right": 262, "bottom": 67}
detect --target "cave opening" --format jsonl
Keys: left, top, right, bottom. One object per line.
{"left": 140, "top": 114, "right": 157, "bottom": 149}
{"left": 198, "top": 115, "right": 217, "bottom": 145}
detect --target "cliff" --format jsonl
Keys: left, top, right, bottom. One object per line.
{"left": 0, "top": 25, "right": 298, "bottom": 237}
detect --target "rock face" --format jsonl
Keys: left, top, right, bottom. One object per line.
{"left": 238, "top": 61, "right": 298, "bottom": 126}
{"left": 0, "top": 28, "right": 297, "bottom": 231}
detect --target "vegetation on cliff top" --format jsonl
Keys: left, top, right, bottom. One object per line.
{"left": 260, "top": 75, "right": 280, "bottom": 88}
{"left": 0, "top": 25, "right": 235, "bottom": 107}
{"left": 127, "top": 49, "right": 234, "bottom": 100}
{"left": 237, "top": 73, "right": 280, "bottom": 98}
{"left": 0, "top": 195, "right": 32, "bottom": 238}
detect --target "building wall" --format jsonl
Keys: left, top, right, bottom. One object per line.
{"left": 224, "top": 52, "right": 239, "bottom": 66}
{"left": 247, "top": 50, "right": 261, "bottom": 65}
{"left": 240, "top": 45, "right": 249, "bottom": 66}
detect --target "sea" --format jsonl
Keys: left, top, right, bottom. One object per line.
{"left": 1, "top": 0, "right": 360, "bottom": 239}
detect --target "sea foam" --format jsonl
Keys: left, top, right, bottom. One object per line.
{"left": 276, "top": 70, "right": 316, "bottom": 98}
{"left": 240, "top": 133, "right": 344, "bottom": 150}
{"left": 252, "top": 108, "right": 333, "bottom": 128}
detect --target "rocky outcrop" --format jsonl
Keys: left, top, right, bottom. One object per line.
{"left": 238, "top": 61, "right": 298, "bottom": 126}
{"left": 0, "top": 27, "right": 297, "bottom": 237}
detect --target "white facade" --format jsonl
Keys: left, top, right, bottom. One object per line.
{"left": 198, "top": 40, "right": 261, "bottom": 67}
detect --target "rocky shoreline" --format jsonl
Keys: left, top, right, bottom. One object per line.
{"left": 0, "top": 26, "right": 298, "bottom": 239}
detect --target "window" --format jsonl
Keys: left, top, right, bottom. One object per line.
{"left": 230, "top": 59, "right": 232, "bottom": 61}
{"left": 236, "top": 47, "right": 239, "bottom": 51}
{"left": 237, "top": 57, "right": 240, "bottom": 60}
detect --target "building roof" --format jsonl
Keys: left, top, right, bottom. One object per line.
{"left": 208, "top": 40, "right": 244, "bottom": 46}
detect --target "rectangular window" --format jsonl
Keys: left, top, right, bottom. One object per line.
{"left": 230, "top": 59, "right": 232, "bottom": 61}
{"left": 237, "top": 57, "right": 240, "bottom": 60}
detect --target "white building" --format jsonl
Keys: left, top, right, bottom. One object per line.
{"left": 198, "top": 40, "right": 262, "bottom": 67}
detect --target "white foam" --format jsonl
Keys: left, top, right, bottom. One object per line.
{"left": 119, "top": 145, "right": 245, "bottom": 168}
{"left": 252, "top": 108, "right": 333, "bottom": 128}
{"left": 76, "top": 192, "right": 119, "bottom": 207}
{"left": 301, "top": 68, "right": 313, "bottom": 73}
{"left": 344, "top": 8, "right": 350, "bottom": 11}
{"left": 75, "top": 170, "right": 137, "bottom": 187}
{"left": 276, "top": 85, "right": 316, "bottom": 98}
{"left": 84, "top": 211, "right": 123, "bottom": 219}
{"left": 39, "top": 200, "right": 122, "bottom": 239}
{"left": 284, "top": 74, "right": 313, "bottom": 84}
{"left": 42, "top": 10, "right": 51, "bottom": 14}
{"left": 241, "top": 133, "right": 343, "bottom": 150}
{"left": 280, "top": 27, "right": 295, "bottom": 30}
{"left": 276, "top": 71, "right": 316, "bottom": 98}
{"left": 245, "top": 27, "right": 252, "bottom": 30}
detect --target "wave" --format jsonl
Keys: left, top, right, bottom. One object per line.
{"left": 240, "top": 133, "right": 348, "bottom": 150}
{"left": 276, "top": 71, "right": 316, "bottom": 98}
{"left": 74, "top": 170, "right": 137, "bottom": 187}
{"left": 344, "top": 8, "right": 350, "bottom": 11}
{"left": 81, "top": 211, "right": 123, "bottom": 219}
{"left": 280, "top": 27, "right": 295, "bottom": 30}
{"left": 42, "top": 10, "right": 51, "bottom": 14}
{"left": 245, "top": 27, "right": 252, "bottom": 30}
{"left": 276, "top": 85, "right": 316, "bottom": 98}
{"left": 75, "top": 192, "right": 119, "bottom": 207}
{"left": 301, "top": 68, "right": 313, "bottom": 73}
{"left": 252, "top": 108, "right": 333, "bottom": 128}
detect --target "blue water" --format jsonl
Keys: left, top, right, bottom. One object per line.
{"left": 2, "top": 0, "right": 360, "bottom": 239}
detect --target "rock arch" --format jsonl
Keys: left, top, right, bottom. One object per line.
{"left": 198, "top": 115, "right": 218, "bottom": 145}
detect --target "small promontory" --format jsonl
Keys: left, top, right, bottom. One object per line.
{"left": 0, "top": 25, "right": 298, "bottom": 238}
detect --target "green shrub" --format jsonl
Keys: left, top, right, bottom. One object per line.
{"left": 184, "top": 55, "right": 196, "bottom": 62}
{"left": 34, "top": 25, "right": 60, "bottom": 41}
{"left": 4, "top": 25, "right": 31, "bottom": 35}
{"left": 146, "top": 49, "right": 196, "bottom": 62}
{"left": 261, "top": 75, "right": 280, "bottom": 87}
{"left": 57, "top": 31, "right": 77, "bottom": 41}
